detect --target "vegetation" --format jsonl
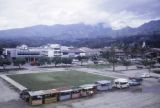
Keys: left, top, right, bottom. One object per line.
{"left": 77, "top": 56, "right": 88, "bottom": 66}
{"left": 52, "top": 57, "right": 62, "bottom": 67}
{"left": 102, "top": 46, "right": 118, "bottom": 71}
{"left": 152, "top": 69, "right": 160, "bottom": 74}
{"left": 141, "top": 59, "right": 156, "bottom": 73}
{"left": 7, "top": 71, "right": 114, "bottom": 91}
{"left": 37, "top": 57, "right": 51, "bottom": 65}
{"left": 61, "top": 58, "right": 73, "bottom": 66}
{"left": 13, "top": 58, "right": 26, "bottom": 69}
{"left": 121, "top": 59, "right": 131, "bottom": 70}
{"left": 0, "top": 58, "right": 11, "bottom": 70}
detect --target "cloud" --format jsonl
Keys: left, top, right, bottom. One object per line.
{"left": 0, "top": 0, "right": 160, "bottom": 30}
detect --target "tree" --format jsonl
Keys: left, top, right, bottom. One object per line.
{"left": 37, "top": 57, "right": 51, "bottom": 66}
{"left": 0, "top": 58, "right": 11, "bottom": 70}
{"left": 101, "top": 51, "right": 110, "bottom": 60}
{"left": 141, "top": 59, "right": 156, "bottom": 74}
{"left": 122, "top": 59, "right": 131, "bottom": 70}
{"left": 52, "top": 57, "right": 62, "bottom": 67}
{"left": 77, "top": 56, "right": 88, "bottom": 66}
{"left": 108, "top": 58, "right": 118, "bottom": 71}
{"left": 13, "top": 58, "right": 26, "bottom": 69}
{"left": 103, "top": 46, "right": 117, "bottom": 71}
{"left": 61, "top": 58, "right": 73, "bottom": 66}
{"left": 123, "top": 44, "right": 130, "bottom": 59}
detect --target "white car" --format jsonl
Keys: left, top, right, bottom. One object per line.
{"left": 141, "top": 73, "right": 151, "bottom": 78}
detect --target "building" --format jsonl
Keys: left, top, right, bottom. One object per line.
{"left": 99, "top": 47, "right": 126, "bottom": 59}
{"left": 79, "top": 47, "right": 100, "bottom": 56}
{"left": 3, "top": 44, "right": 61, "bottom": 61}
{"left": 40, "top": 44, "right": 61, "bottom": 57}
{"left": 61, "top": 48, "right": 85, "bottom": 58}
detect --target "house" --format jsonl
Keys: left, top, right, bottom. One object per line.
{"left": 99, "top": 47, "right": 126, "bottom": 59}
{"left": 79, "top": 47, "right": 100, "bottom": 56}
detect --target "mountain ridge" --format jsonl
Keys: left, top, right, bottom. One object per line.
{"left": 0, "top": 20, "right": 160, "bottom": 40}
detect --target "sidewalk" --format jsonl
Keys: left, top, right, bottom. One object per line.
{"left": 0, "top": 75, "right": 27, "bottom": 91}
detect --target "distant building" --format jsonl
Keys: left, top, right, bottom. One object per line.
{"left": 62, "top": 48, "right": 85, "bottom": 58}
{"left": 79, "top": 47, "right": 100, "bottom": 56}
{"left": 40, "top": 44, "right": 61, "bottom": 57}
{"left": 99, "top": 47, "right": 126, "bottom": 59}
{"left": 3, "top": 44, "right": 61, "bottom": 61}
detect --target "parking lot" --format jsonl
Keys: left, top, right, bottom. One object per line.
{"left": 0, "top": 65, "right": 160, "bottom": 108}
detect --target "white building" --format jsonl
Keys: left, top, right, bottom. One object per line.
{"left": 79, "top": 47, "right": 100, "bottom": 56}
{"left": 3, "top": 44, "right": 61, "bottom": 61}
{"left": 61, "top": 48, "right": 86, "bottom": 58}
{"left": 3, "top": 44, "right": 96, "bottom": 61}
{"left": 40, "top": 44, "right": 61, "bottom": 57}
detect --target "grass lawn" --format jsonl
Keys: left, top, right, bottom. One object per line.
{"left": 84, "top": 64, "right": 111, "bottom": 69}
{"left": 7, "top": 70, "right": 114, "bottom": 91}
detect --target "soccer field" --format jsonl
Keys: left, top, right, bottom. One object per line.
{"left": 7, "top": 70, "right": 114, "bottom": 91}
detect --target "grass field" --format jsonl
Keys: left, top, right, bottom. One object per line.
{"left": 7, "top": 70, "right": 114, "bottom": 91}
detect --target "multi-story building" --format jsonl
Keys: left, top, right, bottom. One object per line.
{"left": 40, "top": 44, "right": 61, "bottom": 57}
{"left": 3, "top": 44, "right": 104, "bottom": 62}
{"left": 3, "top": 44, "right": 61, "bottom": 61}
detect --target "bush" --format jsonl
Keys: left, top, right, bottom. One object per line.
{"left": 153, "top": 69, "right": 160, "bottom": 74}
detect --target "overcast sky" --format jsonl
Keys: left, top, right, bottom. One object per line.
{"left": 0, "top": 0, "right": 160, "bottom": 30}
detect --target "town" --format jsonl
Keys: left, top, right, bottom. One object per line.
{"left": 0, "top": 43, "right": 160, "bottom": 107}
{"left": 0, "top": 0, "right": 160, "bottom": 108}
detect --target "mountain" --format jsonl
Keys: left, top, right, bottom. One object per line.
{"left": 0, "top": 20, "right": 160, "bottom": 47}
{"left": 0, "top": 23, "right": 113, "bottom": 40}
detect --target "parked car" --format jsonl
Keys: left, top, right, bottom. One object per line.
{"left": 114, "top": 78, "right": 129, "bottom": 89}
{"left": 136, "top": 65, "right": 145, "bottom": 69}
{"left": 129, "top": 77, "right": 143, "bottom": 86}
{"left": 129, "top": 80, "right": 141, "bottom": 86}
{"left": 140, "top": 73, "right": 151, "bottom": 78}
{"left": 129, "top": 77, "right": 143, "bottom": 82}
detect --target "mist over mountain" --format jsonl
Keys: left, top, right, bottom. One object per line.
{"left": 0, "top": 20, "right": 160, "bottom": 48}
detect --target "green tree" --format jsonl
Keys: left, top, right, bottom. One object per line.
{"left": 37, "top": 57, "right": 52, "bottom": 65}
{"left": 13, "top": 58, "right": 26, "bottom": 69}
{"left": 123, "top": 44, "right": 130, "bottom": 59}
{"left": 141, "top": 59, "right": 156, "bottom": 74}
{"left": 122, "top": 59, "right": 131, "bottom": 70}
{"left": 103, "top": 46, "right": 118, "bottom": 71}
{"left": 77, "top": 56, "right": 88, "bottom": 66}
{"left": 52, "top": 57, "right": 62, "bottom": 67}
{"left": 108, "top": 58, "right": 118, "bottom": 71}
{"left": 61, "top": 58, "right": 73, "bottom": 66}
{"left": 0, "top": 58, "right": 11, "bottom": 70}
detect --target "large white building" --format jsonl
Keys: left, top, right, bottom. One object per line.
{"left": 3, "top": 44, "right": 101, "bottom": 62}
{"left": 3, "top": 44, "right": 61, "bottom": 61}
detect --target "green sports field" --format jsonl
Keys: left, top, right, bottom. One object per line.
{"left": 7, "top": 70, "right": 114, "bottom": 91}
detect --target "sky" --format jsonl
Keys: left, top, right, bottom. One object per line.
{"left": 0, "top": 0, "right": 160, "bottom": 30}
